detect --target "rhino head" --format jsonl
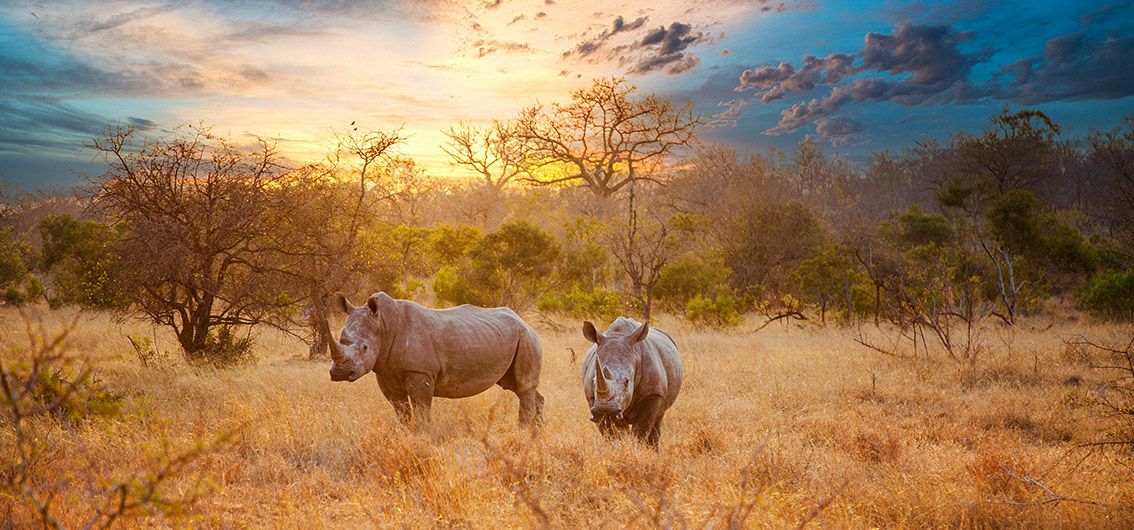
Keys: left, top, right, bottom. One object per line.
{"left": 328, "top": 292, "right": 390, "bottom": 382}
{"left": 582, "top": 320, "right": 650, "bottom": 422}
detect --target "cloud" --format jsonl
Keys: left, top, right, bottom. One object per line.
{"left": 563, "top": 15, "right": 648, "bottom": 58}
{"left": 561, "top": 15, "right": 707, "bottom": 76}
{"left": 472, "top": 39, "right": 534, "bottom": 57}
{"left": 741, "top": 23, "right": 994, "bottom": 135}
{"left": 738, "top": 53, "right": 854, "bottom": 102}
{"left": 0, "top": 97, "right": 113, "bottom": 150}
{"left": 705, "top": 98, "right": 749, "bottom": 128}
{"left": 814, "top": 116, "right": 863, "bottom": 147}
{"left": 1000, "top": 30, "right": 1134, "bottom": 104}
{"left": 620, "top": 21, "right": 708, "bottom": 75}
{"left": 127, "top": 116, "right": 160, "bottom": 131}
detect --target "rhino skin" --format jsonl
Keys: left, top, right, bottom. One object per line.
{"left": 330, "top": 292, "right": 544, "bottom": 427}
{"left": 581, "top": 317, "right": 683, "bottom": 448}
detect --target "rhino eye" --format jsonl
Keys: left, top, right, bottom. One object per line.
{"left": 623, "top": 380, "right": 630, "bottom": 390}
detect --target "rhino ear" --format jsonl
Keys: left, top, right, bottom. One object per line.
{"left": 335, "top": 292, "right": 354, "bottom": 314}
{"left": 366, "top": 292, "right": 394, "bottom": 318}
{"left": 582, "top": 321, "right": 604, "bottom": 344}
{"left": 630, "top": 321, "right": 650, "bottom": 343}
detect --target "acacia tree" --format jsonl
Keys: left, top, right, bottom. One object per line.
{"left": 514, "top": 77, "right": 700, "bottom": 200}
{"left": 264, "top": 128, "right": 404, "bottom": 359}
{"left": 607, "top": 184, "right": 683, "bottom": 321}
{"left": 92, "top": 125, "right": 288, "bottom": 360}
{"left": 441, "top": 120, "right": 524, "bottom": 228}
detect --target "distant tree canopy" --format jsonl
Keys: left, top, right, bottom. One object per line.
{"left": 4, "top": 86, "right": 1134, "bottom": 366}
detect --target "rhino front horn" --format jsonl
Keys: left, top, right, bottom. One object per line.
{"left": 594, "top": 356, "right": 611, "bottom": 397}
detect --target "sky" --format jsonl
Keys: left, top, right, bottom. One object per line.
{"left": 1, "top": 0, "right": 1133, "bottom": 190}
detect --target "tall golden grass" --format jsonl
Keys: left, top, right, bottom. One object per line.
{"left": 2, "top": 306, "right": 1132, "bottom": 528}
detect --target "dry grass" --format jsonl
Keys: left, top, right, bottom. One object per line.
{"left": 2, "top": 306, "right": 1132, "bottom": 528}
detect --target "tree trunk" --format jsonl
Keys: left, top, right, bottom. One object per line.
{"left": 307, "top": 297, "right": 332, "bottom": 360}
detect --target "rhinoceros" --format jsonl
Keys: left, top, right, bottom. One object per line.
{"left": 329, "top": 292, "right": 544, "bottom": 427}
{"left": 581, "top": 317, "right": 683, "bottom": 448}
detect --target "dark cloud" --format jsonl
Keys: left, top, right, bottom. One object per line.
{"left": 859, "top": 23, "right": 984, "bottom": 92}
{"left": 127, "top": 117, "right": 160, "bottom": 131}
{"left": 738, "top": 11, "right": 1134, "bottom": 140}
{"left": 814, "top": 116, "right": 863, "bottom": 147}
{"left": 625, "top": 22, "right": 707, "bottom": 75}
{"left": 1001, "top": 30, "right": 1134, "bottom": 104}
{"left": 743, "top": 23, "right": 993, "bottom": 135}
{"left": 738, "top": 53, "right": 854, "bottom": 102}
{"left": 0, "top": 97, "right": 111, "bottom": 150}
{"left": 563, "top": 15, "right": 648, "bottom": 58}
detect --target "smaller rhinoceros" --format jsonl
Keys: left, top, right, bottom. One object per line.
{"left": 581, "top": 317, "right": 683, "bottom": 448}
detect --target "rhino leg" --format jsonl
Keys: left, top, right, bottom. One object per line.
{"left": 375, "top": 374, "right": 413, "bottom": 425}
{"left": 631, "top": 395, "right": 666, "bottom": 449}
{"left": 517, "top": 389, "right": 544, "bottom": 427}
{"left": 403, "top": 372, "right": 434, "bottom": 428}
{"left": 646, "top": 414, "right": 664, "bottom": 450}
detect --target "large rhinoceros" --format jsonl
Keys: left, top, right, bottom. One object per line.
{"left": 581, "top": 317, "right": 683, "bottom": 448}
{"left": 328, "top": 292, "right": 544, "bottom": 427}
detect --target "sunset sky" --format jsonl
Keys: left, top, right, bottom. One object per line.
{"left": 2, "top": 0, "right": 1132, "bottom": 189}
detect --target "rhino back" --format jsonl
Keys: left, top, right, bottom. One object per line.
{"left": 394, "top": 303, "right": 531, "bottom": 398}
{"left": 643, "top": 329, "right": 683, "bottom": 409}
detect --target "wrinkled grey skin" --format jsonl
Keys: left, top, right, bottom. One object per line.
{"left": 330, "top": 292, "right": 544, "bottom": 427}
{"left": 581, "top": 317, "right": 683, "bottom": 449}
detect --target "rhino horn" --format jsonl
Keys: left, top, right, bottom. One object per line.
{"left": 594, "top": 356, "right": 611, "bottom": 397}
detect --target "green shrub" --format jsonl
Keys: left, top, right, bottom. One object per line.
{"left": 431, "top": 220, "right": 559, "bottom": 309}
{"left": 654, "top": 255, "right": 732, "bottom": 313}
{"left": 38, "top": 215, "right": 128, "bottom": 309}
{"left": 536, "top": 287, "right": 627, "bottom": 321}
{"left": 686, "top": 293, "right": 745, "bottom": 329}
{"left": 1076, "top": 269, "right": 1134, "bottom": 321}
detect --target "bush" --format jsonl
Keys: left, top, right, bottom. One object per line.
{"left": 186, "top": 326, "right": 256, "bottom": 367}
{"left": 38, "top": 215, "right": 128, "bottom": 309}
{"left": 686, "top": 293, "right": 745, "bottom": 329}
{"left": 1076, "top": 269, "right": 1134, "bottom": 320}
{"left": 536, "top": 287, "right": 628, "bottom": 321}
{"left": 431, "top": 220, "right": 559, "bottom": 309}
{"left": 654, "top": 255, "right": 732, "bottom": 314}
{"left": 0, "top": 227, "right": 39, "bottom": 306}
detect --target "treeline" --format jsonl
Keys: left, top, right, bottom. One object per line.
{"left": 1, "top": 77, "right": 1133, "bottom": 364}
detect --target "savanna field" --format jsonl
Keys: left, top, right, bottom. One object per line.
{"left": 4, "top": 306, "right": 1132, "bottom": 529}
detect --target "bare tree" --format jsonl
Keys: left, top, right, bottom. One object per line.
{"left": 514, "top": 77, "right": 701, "bottom": 200}
{"left": 91, "top": 125, "right": 288, "bottom": 359}
{"left": 441, "top": 120, "right": 525, "bottom": 228}
{"left": 1088, "top": 115, "right": 1134, "bottom": 258}
{"left": 607, "top": 184, "right": 680, "bottom": 321}
{"left": 442, "top": 120, "right": 525, "bottom": 192}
